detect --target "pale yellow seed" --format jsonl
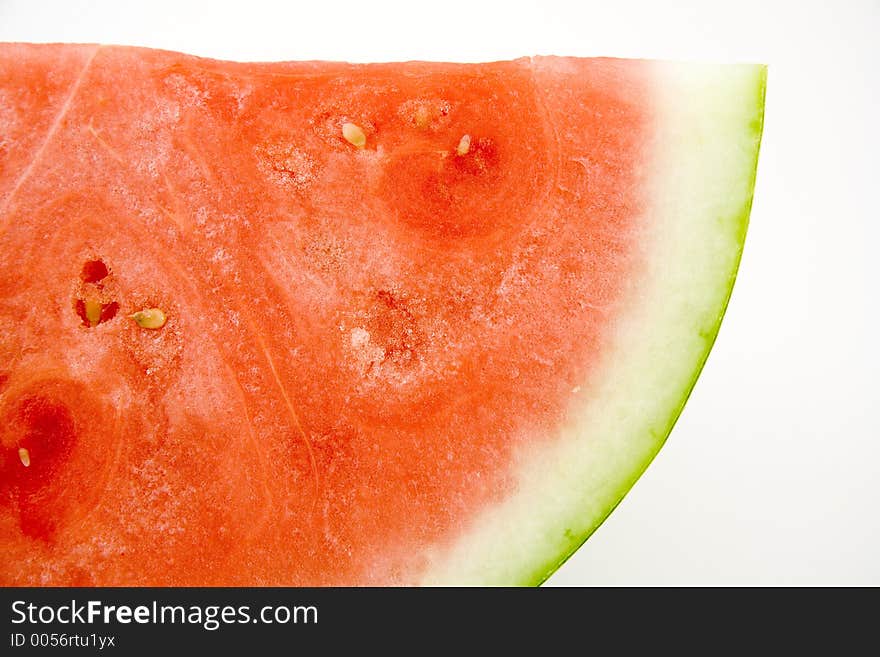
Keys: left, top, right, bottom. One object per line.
{"left": 456, "top": 134, "right": 471, "bottom": 156}
{"left": 18, "top": 447, "right": 30, "bottom": 467}
{"left": 341, "top": 122, "right": 367, "bottom": 149}
{"left": 85, "top": 299, "right": 102, "bottom": 325}
{"left": 130, "top": 308, "right": 167, "bottom": 330}
{"left": 414, "top": 106, "right": 431, "bottom": 129}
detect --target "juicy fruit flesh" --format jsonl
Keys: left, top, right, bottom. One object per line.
{"left": 423, "top": 61, "right": 766, "bottom": 585}
{"left": 0, "top": 46, "right": 648, "bottom": 585}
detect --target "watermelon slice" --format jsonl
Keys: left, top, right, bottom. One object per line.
{"left": 0, "top": 44, "right": 765, "bottom": 586}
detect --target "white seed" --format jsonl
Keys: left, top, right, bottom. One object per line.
{"left": 456, "top": 134, "right": 471, "bottom": 156}
{"left": 85, "top": 299, "right": 102, "bottom": 325}
{"left": 18, "top": 447, "right": 30, "bottom": 467}
{"left": 414, "top": 105, "right": 431, "bottom": 129}
{"left": 130, "top": 308, "right": 167, "bottom": 330}
{"left": 342, "top": 122, "right": 367, "bottom": 149}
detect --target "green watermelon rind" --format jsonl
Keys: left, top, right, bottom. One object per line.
{"left": 529, "top": 65, "right": 769, "bottom": 586}
{"left": 420, "top": 62, "right": 767, "bottom": 586}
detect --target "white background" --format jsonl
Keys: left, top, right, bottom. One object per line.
{"left": 2, "top": 0, "right": 877, "bottom": 586}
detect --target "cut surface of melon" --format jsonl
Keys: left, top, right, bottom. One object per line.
{"left": 0, "top": 46, "right": 764, "bottom": 585}
{"left": 422, "top": 61, "right": 766, "bottom": 584}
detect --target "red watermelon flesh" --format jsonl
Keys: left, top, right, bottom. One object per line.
{"left": 0, "top": 44, "right": 765, "bottom": 585}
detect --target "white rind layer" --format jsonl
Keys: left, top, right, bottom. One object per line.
{"left": 419, "top": 61, "right": 766, "bottom": 585}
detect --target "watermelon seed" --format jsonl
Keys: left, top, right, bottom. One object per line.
{"left": 129, "top": 308, "right": 168, "bottom": 330}
{"left": 414, "top": 105, "right": 430, "bottom": 129}
{"left": 18, "top": 447, "right": 30, "bottom": 467}
{"left": 456, "top": 134, "right": 471, "bottom": 156}
{"left": 84, "top": 299, "right": 102, "bottom": 326}
{"left": 342, "top": 122, "right": 367, "bottom": 149}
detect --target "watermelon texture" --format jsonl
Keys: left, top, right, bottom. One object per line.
{"left": 0, "top": 44, "right": 765, "bottom": 585}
